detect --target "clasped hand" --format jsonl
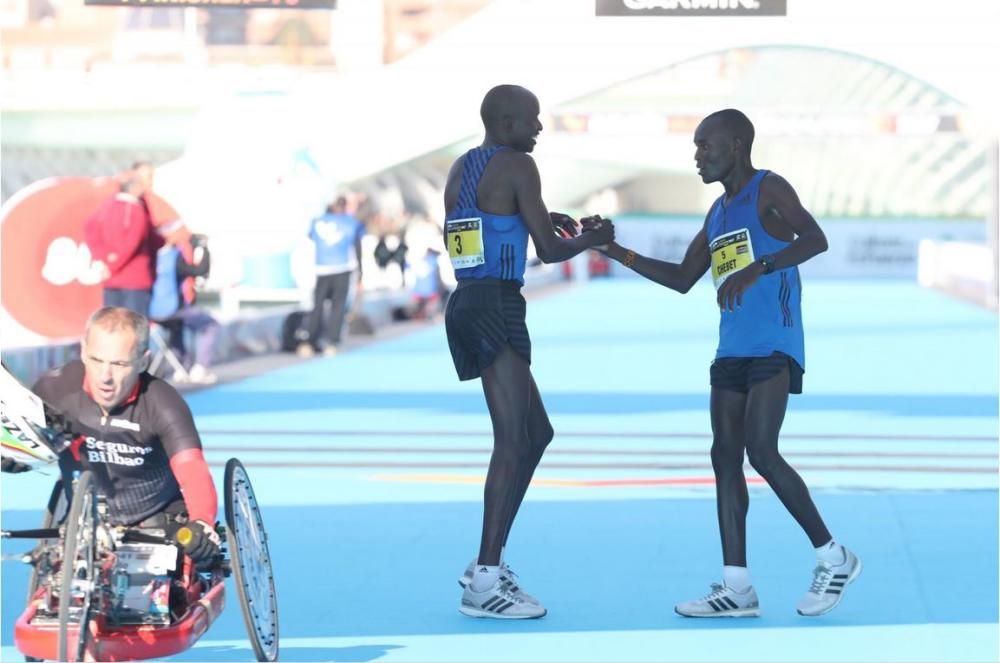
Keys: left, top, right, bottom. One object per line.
{"left": 578, "top": 214, "right": 614, "bottom": 250}
{"left": 716, "top": 264, "right": 763, "bottom": 312}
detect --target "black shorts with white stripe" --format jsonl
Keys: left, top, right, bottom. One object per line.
{"left": 445, "top": 279, "right": 531, "bottom": 381}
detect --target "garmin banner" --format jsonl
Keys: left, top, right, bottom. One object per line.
{"left": 596, "top": 0, "right": 787, "bottom": 16}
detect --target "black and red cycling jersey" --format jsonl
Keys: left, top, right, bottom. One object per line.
{"left": 32, "top": 360, "right": 217, "bottom": 527}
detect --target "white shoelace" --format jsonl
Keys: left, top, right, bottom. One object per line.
{"left": 702, "top": 583, "right": 729, "bottom": 601}
{"left": 808, "top": 565, "right": 834, "bottom": 594}
{"left": 500, "top": 564, "right": 532, "bottom": 596}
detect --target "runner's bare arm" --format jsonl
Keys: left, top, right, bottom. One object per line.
{"left": 511, "top": 154, "right": 613, "bottom": 262}
{"left": 603, "top": 215, "right": 711, "bottom": 294}
{"left": 757, "top": 173, "right": 828, "bottom": 270}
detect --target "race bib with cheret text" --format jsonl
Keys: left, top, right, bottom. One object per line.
{"left": 710, "top": 228, "right": 755, "bottom": 289}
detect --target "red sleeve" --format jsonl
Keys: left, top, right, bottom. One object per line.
{"left": 169, "top": 448, "right": 218, "bottom": 524}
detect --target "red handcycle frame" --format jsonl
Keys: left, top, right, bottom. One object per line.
{"left": 16, "top": 558, "right": 226, "bottom": 662}
{"left": 6, "top": 458, "right": 277, "bottom": 663}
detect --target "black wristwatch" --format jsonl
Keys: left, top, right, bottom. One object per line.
{"left": 758, "top": 254, "right": 776, "bottom": 275}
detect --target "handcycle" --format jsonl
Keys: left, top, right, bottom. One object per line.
{"left": 1, "top": 366, "right": 279, "bottom": 662}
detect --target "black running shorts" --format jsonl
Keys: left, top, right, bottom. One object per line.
{"left": 710, "top": 351, "right": 804, "bottom": 395}
{"left": 445, "top": 279, "right": 531, "bottom": 381}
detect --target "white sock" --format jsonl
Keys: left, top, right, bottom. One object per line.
{"left": 816, "top": 540, "right": 845, "bottom": 565}
{"left": 723, "top": 565, "right": 752, "bottom": 592}
{"left": 470, "top": 564, "right": 501, "bottom": 592}
{"left": 500, "top": 546, "right": 506, "bottom": 567}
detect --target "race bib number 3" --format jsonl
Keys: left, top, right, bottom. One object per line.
{"left": 446, "top": 217, "right": 486, "bottom": 269}
{"left": 710, "top": 228, "right": 755, "bottom": 289}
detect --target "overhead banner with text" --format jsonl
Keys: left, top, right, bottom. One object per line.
{"left": 596, "top": 0, "right": 786, "bottom": 16}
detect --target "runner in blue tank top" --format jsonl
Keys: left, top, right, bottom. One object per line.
{"left": 443, "top": 84, "right": 614, "bottom": 620}
{"left": 598, "top": 109, "right": 860, "bottom": 618}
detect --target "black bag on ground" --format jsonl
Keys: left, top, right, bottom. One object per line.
{"left": 281, "top": 310, "right": 308, "bottom": 352}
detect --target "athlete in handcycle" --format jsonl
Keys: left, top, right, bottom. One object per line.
{"left": 1, "top": 307, "right": 279, "bottom": 662}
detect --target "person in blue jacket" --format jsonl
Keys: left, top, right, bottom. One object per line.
{"left": 298, "top": 196, "right": 364, "bottom": 358}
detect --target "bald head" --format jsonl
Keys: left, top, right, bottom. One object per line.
{"left": 480, "top": 85, "right": 533, "bottom": 128}
{"left": 479, "top": 84, "right": 542, "bottom": 152}
{"left": 701, "top": 109, "right": 755, "bottom": 154}
{"left": 693, "top": 109, "right": 756, "bottom": 184}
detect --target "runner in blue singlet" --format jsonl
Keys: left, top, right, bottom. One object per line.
{"left": 596, "top": 109, "right": 861, "bottom": 618}
{"left": 443, "top": 84, "right": 614, "bottom": 620}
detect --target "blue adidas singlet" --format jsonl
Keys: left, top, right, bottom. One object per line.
{"left": 706, "top": 169, "right": 805, "bottom": 369}
{"left": 444, "top": 146, "right": 530, "bottom": 284}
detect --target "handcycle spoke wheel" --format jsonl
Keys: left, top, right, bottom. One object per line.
{"left": 225, "top": 458, "right": 279, "bottom": 662}
{"left": 25, "top": 479, "right": 66, "bottom": 663}
{"left": 57, "top": 471, "right": 97, "bottom": 663}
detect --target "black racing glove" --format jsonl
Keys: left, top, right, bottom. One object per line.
{"left": 178, "top": 520, "right": 221, "bottom": 563}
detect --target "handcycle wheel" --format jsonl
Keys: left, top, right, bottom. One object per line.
{"left": 25, "top": 479, "right": 66, "bottom": 663}
{"left": 57, "top": 471, "right": 98, "bottom": 663}
{"left": 26, "top": 479, "right": 66, "bottom": 604}
{"left": 225, "top": 458, "right": 279, "bottom": 662}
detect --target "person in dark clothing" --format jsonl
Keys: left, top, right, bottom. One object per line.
{"left": 32, "top": 306, "right": 220, "bottom": 562}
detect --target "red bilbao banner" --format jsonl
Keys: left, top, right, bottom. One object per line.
{"left": 1, "top": 177, "right": 179, "bottom": 339}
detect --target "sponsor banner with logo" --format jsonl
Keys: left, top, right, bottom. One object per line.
{"left": 608, "top": 216, "right": 987, "bottom": 280}
{"left": 1, "top": 177, "right": 179, "bottom": 340}
{"left": 596, "top": 0, "right": 787, "bottom": 17}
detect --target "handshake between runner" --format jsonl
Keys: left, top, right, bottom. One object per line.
{"left": 550, "top": 212, "right": 614, "bottom": 251}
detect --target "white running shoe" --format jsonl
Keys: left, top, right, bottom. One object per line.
{"left": 797, "top": 546, "right": 862, "bottom": 616}
{"left": 458, "top": 560, "right": 540, "bottom": 605}
{"left": 459, "top": 580, "right": 546, "bottom": 619}
{"left": 675, "top": 582, "right": 761, "bottom": 618}
{"left": 187, "top": 364, "right": 217, "bottom": 384}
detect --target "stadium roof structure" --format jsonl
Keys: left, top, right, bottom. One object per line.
{"left": 355, "top": 43, "right": 991, "bottom": 219}
{"left": 68, "top": 0, "right": 995, "bottom": 239}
